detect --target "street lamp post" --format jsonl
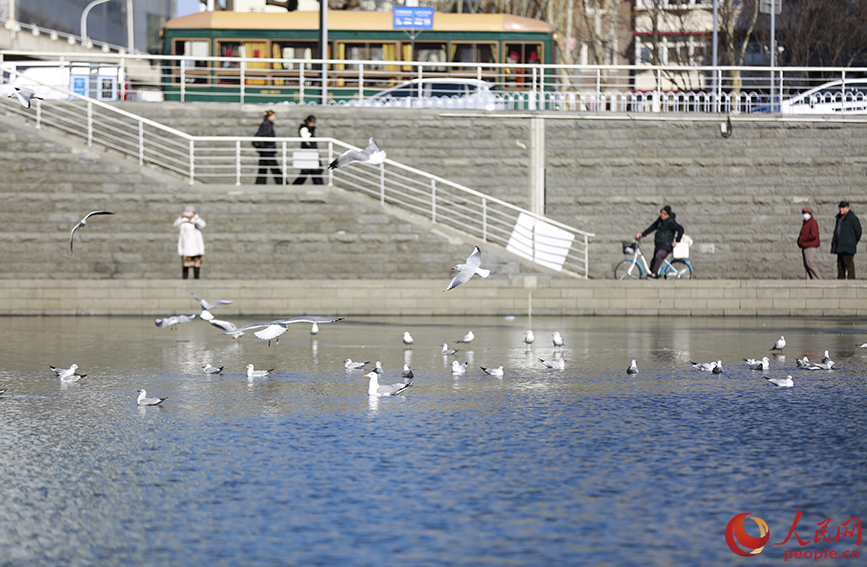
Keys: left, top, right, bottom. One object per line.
{"left": 81, "top": 0, "right": 111, "bottom": 46}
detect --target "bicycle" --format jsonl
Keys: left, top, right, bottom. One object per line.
{"left": 614, "top": 236, "right": 693, "bottom": 280}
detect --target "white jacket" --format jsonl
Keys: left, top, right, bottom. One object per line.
{"left": 173, "top": 214, "right": 206, "bottom": 256}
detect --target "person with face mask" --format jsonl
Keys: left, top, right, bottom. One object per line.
{"left": 797, "top": 206, "right": 822, "bottom": 279}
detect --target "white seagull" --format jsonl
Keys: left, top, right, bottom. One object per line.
{"left": 69, "top": 211, "right": 115, "bottom": 254}
{"left": 246, "top": 364, "right": 274, "bottom": 378}
{"left": 50, "top": 363, "right": 86, "bottom": 382}
{"left": 366, "top": 372, "right": 411, "bottom": 397}
{"left": 202, "top": 364, "right": 223, "bottom": 374}
{"left": 401, "top": 364, "right": 414, "bottom": 379}
{"left": 765, "top": 375, "right": 794, "bottom": 388}
{"left": 235, "top": 316, "right": 345, "bottom": 346}
{"left": 310, "top": 322, "right": 319, "bottom": 336}
{"left": 746, "top": 357, "right": 770, "bottom": 371}
{"left": 0, "top": 387, "right": 6, "bottom": 397}
{"left": 329, "top": 137, "right": 387, "bottom": 170}
{"left": 455, "top": 331, "right": 475, "bottom": 349}
{"left": 441, "top": 343, "right": 457, "bottom": 356}
{"left": 373, "top": 361, "right": 385, "bottom": 375}
{"left": 795, "top": 356, "right": 811, "bottom": 367}
{"left": 524, "top": 330, "right": 535, "bottom": 346}
{"left": 627, "top": 360, "right": 639, "bottom": 375}
{"left": 136, "top": 389, "right": 168, "bottom": 406}
{"left": 690, "top": 360, "right": 722, "bottom": 373}
{"left": 155, "top": 314, "right": 197, "bottom": 330}
{"left": 821, "top": 350, "right": 832, "bottom": 364}
{"left": 540, "top": 358, "right": 566, "bottom": 370}
{"left": 403, "top": 332, "right": 414, "bottom": 346}
{"left": 444, "top": 246, "right": 490, "bottom": 292}
{"left": 192, "top": 294, "right": 233, "bottom": 322}
{"left": 481, "top": 365, "right": 504, "bottom": 377}
{"left": 344, "top": 359, "right": 370, "bottom": 370}
{"left": 770, "top": 336, "right": 786, "bottom": 352}
{"left": 209, "top": 318, "right": 245, "bottom": 340}
{"left": 8, "top": 86, "right": 43, "bottom": 109}
{"left": 552, "top": 332, "right": 565, "bottom": 348}
{"left": 451, "top": 361, "right": 468, "bottom": 375}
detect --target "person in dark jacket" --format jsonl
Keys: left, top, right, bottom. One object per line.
{"left": 637, "top": 205, "right": 684, "bottom": 278}
{"left": 797, "top": 206, "right": 822, "bottom": 279}
{"left": 831, "top": 200, "right": 861, "bottom": 279}
{"left": 292, "top": 115, "right": 323, "bottom": 185}
{"left": 254, "top": 110, "right": 283, "bottom": 185}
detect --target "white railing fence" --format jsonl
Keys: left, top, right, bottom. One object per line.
{"left": 0, "top": 71, "right": 594, "bottom": 278}
{"left": 4, "top": 50, "right": 867, "bottom": 115}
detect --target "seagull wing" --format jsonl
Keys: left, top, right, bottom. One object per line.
{"left": 328, "top": 149, "right": 366, "bottom": 170}
{"left": 15, "top": 87, "right": 35, "bottom": 108}
{"left": 209, "top": 318, "right": 238, "bottom": 333}
{"left": 269, "top": 316, "right": 345, "bottom": 325}
{"left": 444, "top": 265, "right": 474, "bottom": 292}
{"left": 176, "top": 314, "right": 197, "bottom": 324}
{"left": 69, "top": 222, "right": 84, "bottom": 254}
{"left": 204, "top": 299, "right": 233, "bottom": 310}
{"left": 82, "top": 211, "right": 115, "bottom": 221}
{"left": 362, "top": 137, "right": 380, "bottom": 156}
{"left": 377, "top": 381, "right": 411, "bottom": 396}
{"left": 465, "top": 246, "right": 482, "bottom": 270}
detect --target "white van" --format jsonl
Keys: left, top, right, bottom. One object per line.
{"left": 350, "top": 78, "right": 504, "bottom": 110}
{"left": 781, "top": 79, "right": 867, "bottom": 114}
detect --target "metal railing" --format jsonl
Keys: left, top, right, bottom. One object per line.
{"left": 0, "top": 71, "right": 594, "bottom": 277}
{"left": 4, "top": 50, "right": 867, "bottom": 116}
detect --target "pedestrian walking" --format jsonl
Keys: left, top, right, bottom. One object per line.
{"left": 292, "top": 115, "right": 323, "bottom": 185}
{"left": 253, "top": 110, "right": 283, "bottom": 185}
{"left": 173, "top": 206, "right": 206, "bottom": 279}
{"left": 831, "top": 201, "right": 861, "bottom": 279}
{"left": 637, "top": 205, "right": 684, "bottom": 279}
{"left": 797, "top": 206, "right": 822, "bottom": 279}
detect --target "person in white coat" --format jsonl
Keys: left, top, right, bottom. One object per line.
{"left": 173, "top": 206, "right": 206, "bottom": 279}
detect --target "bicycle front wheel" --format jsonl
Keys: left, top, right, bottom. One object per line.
{"left": 614, "top": 259, "right": 643, "bottom": 280}
{"left": 663, "top": 259, "right": 693, "bottom": 280}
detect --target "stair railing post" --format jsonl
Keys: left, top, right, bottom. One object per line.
{"left": 236, "top": 140, "right": 241, "bottom": 185}
{"left": 380, "top": 164, "right": 385, "bottom": 205}
{"left": 240, "top": 59, "right": 246, "bottom": 105}
{"left": 482, "top": 197, "right": 487, "bottom": 241}
{"left": 87, "top": 100, "right": 93, "bottom": 146}
{"left": 299, "top": 65, "right": 305, "bottom": 102}
{"left": 180, "top": 61, "right": 186, "bottom": 102}
{"left": 35, "top": 99, "right": 41, "bottom": 129}
{"left": 189, "top": 139, "right": 195, "bottom": 184}
{"left": 138, "top": 121, "right": 144, "bottom": 166}
{"left": 431, "top": 180, "right": 436, "bottom": 223}
{"left": 328, "top": 141, "right": 333, "bottom": 186}
{"left": 282, "top": 140, "right": 287, "bottom": 185}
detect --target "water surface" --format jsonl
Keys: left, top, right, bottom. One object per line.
{"left": 1, "top": 315, "right": 865, "bottom": 566}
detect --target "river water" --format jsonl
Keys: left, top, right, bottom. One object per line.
{"left": 0, "top": 315, "right": 865, "bottom": 566}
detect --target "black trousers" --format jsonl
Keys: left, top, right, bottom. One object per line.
{"left": 256, "top": 152, "right": 283, "bottom": 185}
{"left": 293, "top": 168, "right": 324, "bottom": 185}
{"left": 837, "top": 253, "right": 856, "bottom": 279}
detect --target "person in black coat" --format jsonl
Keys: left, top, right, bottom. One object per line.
{"left": 292, "top": 115, "right": 323, "bottom": 185}
{"left": 831, "top": 200, "right": 862, "bottom": 279}
{"left": 637, "top": 205, "right": 684, "bottom": 278}
{"left": 254, "top": 110, "right": 283, "bottom": 185}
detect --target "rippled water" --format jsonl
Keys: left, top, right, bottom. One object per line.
{"left": 1, "top": 315, "right": 865, "bottom": 567}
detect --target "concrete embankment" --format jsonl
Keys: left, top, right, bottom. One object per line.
{"left": 2, "top": 278, "right": 865, "bottom": 317}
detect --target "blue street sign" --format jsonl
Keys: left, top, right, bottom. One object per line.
{"left": 72, "top": 76, "right": 87, "bottom": 97}
{"left": 393, "top": 7, "right": 434, "bottom": 29}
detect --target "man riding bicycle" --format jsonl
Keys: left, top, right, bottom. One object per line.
{"left": 637, "top": 205, "right": 684, "bottom": 279}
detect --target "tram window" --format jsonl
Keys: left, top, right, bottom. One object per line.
{"left": 217, "top": 41, "right": 242, "bottom": 68}
{"left": 339, "top": 42, "right": 399, "bottom": 70}
{"left": 174, "top": 40, "right": 209, "bottom": 84}
{"left": 273, "top": 41, "right": 315, "bottom": 70}
{"left": 450, "top": 43, "right": 497, "bottom": 67}
{"left": 504, "top": 43, "right": 543, "bottom": 64}
{"left": 411, "top": 42, "right": 447, "bottom": 72}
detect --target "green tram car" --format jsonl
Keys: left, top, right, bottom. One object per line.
{"left": 162, "top": 10, "right": 555, "bottom": 103}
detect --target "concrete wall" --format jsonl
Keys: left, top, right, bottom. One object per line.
{"left": 2, "top": 278, "right": 866, "bottom": 317}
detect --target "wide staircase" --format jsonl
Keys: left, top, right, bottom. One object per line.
{"left": 0, "top": 114, "right": 535, "bottom": 281}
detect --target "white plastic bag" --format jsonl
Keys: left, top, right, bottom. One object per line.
{"left": 673, "top": 235, "right": 693, "bottom": 259}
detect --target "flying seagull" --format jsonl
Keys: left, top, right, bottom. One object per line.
{"left": 209, "top": 318, "right": 245, "bottom": 340}
{"left": 444, "top": 246, "right": 490, "bottom": 292}
{"left": 155, "top": 314, "right": 197, "bottom": 330}
{"left": 136, "top": 389, "right": 168, "bottom": 406}
{"left": 234, "top": 316, "right": 345, "bottom": 346}
{"left": 8, "top": 86, "right": 43, "bottom": 109}
{"left": 69, "top": 211, "right": 115, "bottom": 254}
{"left": 192, "top": 294, "right": 233, "bottom": 322}
{"left": 365, "top": 372, "right": 411, "bottom": 397}
{"left": 328, "top": 137, "right": 387, "bottom": 170}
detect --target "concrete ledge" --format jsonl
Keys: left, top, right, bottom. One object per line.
{"left": 0, "top": 278, "right": 865, "bottom": 316}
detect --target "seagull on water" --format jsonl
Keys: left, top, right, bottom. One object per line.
{"left": 246, "top": 364, "right": 274, "bottom": 378}
{"left": 329, "top": 137, "right": 387, "bottom": 170}
{"left": 524, "top": 330, "right": 535, "bottom": 346}
{"left": 552, "top": 332, "right": 565, "bottom": 348}
{"left": 765, "top": 375, "right": 794, "bottom": 388}
{"left": 202, "top": 364, "right": 223, "bottom": 374}
{"left": 451, "top": 361, "right": 468, "bottom": 375}
{"left": 746, "top": 357, "right": 770, "bottom": 371}
{"left": 209, "top": 318, "right": 245, "bottom": 340}
{"left": 155, "top": 314, "right": 197, "bottom": 330}
{"left": 235, "top": 316, "right": 345, "bottom": 346}
{"left": 373, "top": 361, "right": 386, "bottom": 375}
{"left": 796, "top": 356, "right": 811, "bottom": 367}
{"left": 770, "top": 336, "right": 786, "bottom": 352}
{"left": 8, "top": 86, "right": 43, "bottom": 109}
{"left": 455, "top": 331, "right": 474, "bottom": 349}
{"left": 401, "top": 364, "right": 414, "bottom": 379}
{"left": 366, "top": 372, "right": 411, "bottom": 397}
{"left": 344, "top": 359, "right": 369, "bottom": 370}
{"left": 821, "top": 350, "right": 832, "bottom": 364}
{"left": 540, "top": 358, "right": 566, "bottom": 370}
{"left": 0, "top": 388, "right": 6, "bottom": 397}
{"left": 403, "top": 331, "right": 414, "bottom": 346}
{"left": 627, "top": 360, "right": 639, "bottom": 375}
{"left": 444, "top": 246, "right": 490, "bottom": 292}
{"left": 50, "top": 364, "right": 87, "bottom": 382}
{"left": 481, "top": 365, "right": 504, "bottom": 377}
{"left": 441, "top": 343, "right": 457, "bottom": 356}
{"left": 192, "top": 294, "right": 233, "bottom": 322}
{"left": 691, "top": 360, "right": 722, "bottom": 373}
{"left": 136, "top": 389, "right": 168, "bottom": 406}
{"left": 69, "top": 211, "right": 115, "bottom": 254}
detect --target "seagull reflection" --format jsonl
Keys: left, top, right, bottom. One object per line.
{"left": 311, "top": 339, "right": 318, "bottom": 362}
{"left": 403, "top": 348, "right": 413, "bottom": 367}
{"left": 368, "top": 395, "right": 379, "bottom": 413}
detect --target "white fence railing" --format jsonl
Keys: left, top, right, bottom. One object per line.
{"left": 0, "top": 72, "right": 594, "bottom": 278}
{"left": 4, "top": 50, "right": 867, "bottom": 116}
